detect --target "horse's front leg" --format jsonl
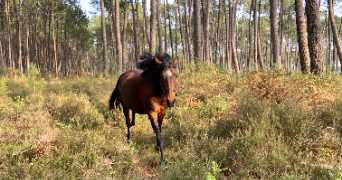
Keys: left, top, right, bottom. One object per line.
{"left": 149, "top": 112, "right": 166, "bottom": 162}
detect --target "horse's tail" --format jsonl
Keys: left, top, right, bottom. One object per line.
{"left": 109, "top": 80, "right": 121, "bottom": 109}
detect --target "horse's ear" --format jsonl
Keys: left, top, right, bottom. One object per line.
{"left": 173, "top": 58, "right": 178, "bottom": 66}
{"left": 155, "top": 58, "right": 162, "bottom": 65}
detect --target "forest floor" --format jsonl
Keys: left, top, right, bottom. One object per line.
{"left": 0, "top": 65, "right": 342, "bottom": 179}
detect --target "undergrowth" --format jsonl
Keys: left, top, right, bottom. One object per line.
{"left": 0, "top": 65, "right": 342, "bottom": 179}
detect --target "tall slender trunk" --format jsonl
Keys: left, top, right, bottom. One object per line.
{"left": 123, "top": 0, "right": 128, "bottom": 71}
{"left": 131, "top": 0, "right": 140, "bottom": 65}
{"left": 52, "top": 3, "right": 58, "bottom": 76}
{"left": 164, "top": 0, "right": 168, "bottom": 53}
{"left": 247, "top": 0, "right": 252, "bottom": 69}
{"left": 253, "top": 0, "right": 257, "bottom": 70}
{"left": 143, "top": 0, "right": 150, "bottom": 51}
{"left": 295, "top": 0, "right": 310, "bottom": 73}
{"left": 257, "top": 0, "right": 264, "bottom": 69}
{"left": 115, "top": 0, "right": 122, "bottom": 74}
{"left": 270, "top": 0, "right": 282, "bottom": 68}
{"left": 306, "top": 0, "right": 324, "bottom": 76}
{"left": 215, "top": 0, "right": 221, "bottom": 65}
{"left": 187, "top": 0, "right": 193, "bottom": 64}
{"left": 225, "top": 0, "right": 231, "bottom": 70}
{"left": 150, "top": 0, "right": 156, "bottom": 55}
{"left": 167, "top": 0, "right": 173, "bottom": 58}
{"left": 193, "top": 0, "right": 202, "bottom": 64}
{"left": 13, "top": 0, "right": 22, "bottom": 75}
{"left": 25, "top": 1, "right": 30, "bottom": 76}
{"left": 100, "top": 0, "right": 109, "bottom": 76}
{"left": 231, "top": 0, "right": 239, "bottom": 72}
{"left": 279, "top": 0, "right": 284, "bottom": 64}
{"left": 157, "top": 0, "right": 163, "bottom": 54}
{"left": 203, "top": 0, "right": 210, "bottom": 65}
{"left": 5, "top": 0, "right": 13, "bottom": 68}
{"left": 328, "top": 0, "right": 342, "bottom": 64}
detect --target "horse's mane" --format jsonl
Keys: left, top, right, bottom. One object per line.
{"left": 137, "top": 52, "right": 175, "bottom": 73}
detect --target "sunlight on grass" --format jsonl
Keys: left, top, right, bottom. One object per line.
{"left": 0, "top": 65, "right": 342, "bottom": 179}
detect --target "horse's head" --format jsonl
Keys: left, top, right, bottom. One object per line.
{"left": 156, "top": 58, "right": 178, "bottom": 108}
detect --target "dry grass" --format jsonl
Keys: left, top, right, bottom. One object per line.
{"left": 0, "top": 66, "right": 342, "bottom": 179}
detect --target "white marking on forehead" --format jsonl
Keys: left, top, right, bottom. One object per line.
{"left": 165, "top": 70, "right": 173, "bottom": 77}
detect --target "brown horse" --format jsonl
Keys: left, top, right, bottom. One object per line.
{"left": 109, "top": 52, "right": 178, "bottom": 162}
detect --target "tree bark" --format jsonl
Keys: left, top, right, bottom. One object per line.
{"left": 270, "top": 0, "right": 282, "bottom": 68}
{"left": 5, "top": 0, "right": 13, "bottom": 68}
{"left": 150, "top": 0, "right": 156, "bottom": 55}
{"left": 164, "top": 0, "right": 168, "bottom": 53}
{"left": 306, "top": 0, "right": 324, "bottom": 76}
{"left": 203, "top": 0, "right": 210, "bottom": 65}
{"left": 100, "top": 0, "right": 109, "bottom": 76}
{"left": 257, "top": 0, "right": 264, "bottom": 69}
{"left": 130, "top": 0, "right": 140, "bottom": 66}
{"left": 123, "top": 0, "right": 128, "bottom": 71}
{"left": 231, "top": 0, "right": 239, "bottom": 72}
{"left": 13, "top": 0, "right": 22, "bottom": 75}
{"left": 253, "top": 0, "right": 257, "bottom": 70}
{"left": 295, "top": 0, "right": 311, "bottom": 73}
{"left": 114, "top": 0, "right": 123, "bottom": 74}
{"left": 167, "top": 0, "right": 173, "bottom": 58}
{"left": 328, "top": 0, "right": 342, "bottom": 65}
{"left": 157, "top": 0, "right": 163, "bottom": 54}
{"left": 52, "top": 2, "right": 58, "bottom": 76}
{"left": 143, "top": 0, "right": 150, "bottom": 51}
{"left": 225, "top": 0, "right": 231, "bottom": 70}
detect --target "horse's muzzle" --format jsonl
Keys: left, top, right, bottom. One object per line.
{"left": 167, "top": 99, "right": 176, "bottom": 108}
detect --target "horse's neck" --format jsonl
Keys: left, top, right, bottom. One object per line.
{"left": 141, "top": 71, "right": 163, "bottom": 95}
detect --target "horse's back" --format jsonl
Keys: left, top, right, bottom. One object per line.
{"left": 118, "top": 70, "right": 147, "bottom": 114}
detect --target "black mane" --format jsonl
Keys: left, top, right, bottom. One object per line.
{"left": 137, "top": 52, "right": 175, "bottom": 73}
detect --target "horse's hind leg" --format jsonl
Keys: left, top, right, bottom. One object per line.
{"left": 130, "top": 112, "right": 136, "bottom": 127}
{"left": 122, "top": 105, "right": 131, "bottom": 141}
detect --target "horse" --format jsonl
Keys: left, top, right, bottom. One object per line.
{"left": 109, "top": 52, "right": 178, "bottom": 163}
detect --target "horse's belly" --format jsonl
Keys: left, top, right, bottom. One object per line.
{"left": 121, "top": 95, "right": 147, "bottom": 114}
{"left": 119, "top": 84, "right": 147, "bottom": 114}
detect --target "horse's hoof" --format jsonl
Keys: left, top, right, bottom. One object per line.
{"left": 161, "top": 159, "right": 168, "bottom": 167}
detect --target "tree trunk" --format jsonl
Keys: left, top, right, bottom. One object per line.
{"left": 114, "top": 0, "right": 123, "bottom": 74}
{"left": 150, "top": 0, "right": 156, "bottom": 55}
{"left": 123, "top": 0, "right": 128, "bottom": 71}
{"left": 306, "top": 0, "right": 324, "bottom": 76}
{"left": 203, "top": 0, "right": 210, "bottom": 65}
{"left": 247, "top": 0, "right": 252, "bottom": 69}
{"left": 164, "top": 0, "right": 168, "bottom": 53}
{"left": 225, "top": 0, "right": 231, "bottom": 70}
{"left": 231, "top": 0, "right": 239, "bottom": 72}
{"left": 257, "top": 0, "right": 264, "bottom": 69}
{"left": 5, "top": 0, "right": 13, "bottom": 68}
{"left": 52, "top": 3, "right": 58, "bottom": 76}
{"left": 295, "top": 0, "right": 310, "bottom": 73}
{"left": 279, "top": 0, "right": 284, "bottom": 64}
{"left": 193, "top": 0, "right": 202, "bottom": 63}
{"left": 215, "top": 0, "right": 221, "bottom": 65}
{"left": 100, "top": 0, "right": 109, "bottom": 76}
{"left": 328, "top": 0, "right": 342, "bottom": 64}
{"left": 157, "top": 0, "right": 163, "bottom": 54}
{"left": 270, "top": 0, "right": 282, "bottom": 68}
{"left": 143, "top": 0, "right": 150, "bottom": 51}
{"left": 253, "top": 0, "right": 258, "bottom": 70}
{"left": 13, "top": 0, "right": 22, "bottom": 75}
{"left": 186, "top": 0, "right": 193, "bottom": 64}
{"left": 167, "top": 0, "right": 173, "bottom": 58}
